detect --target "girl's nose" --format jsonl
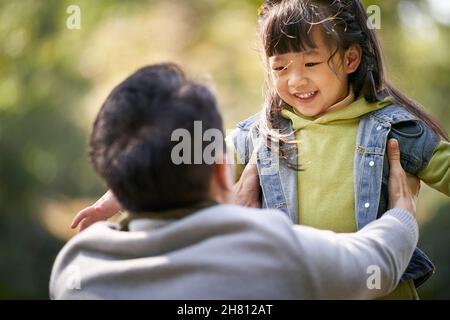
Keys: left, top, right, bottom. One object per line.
{"left": 288, "top": 73, "right": 308, "bottom": 89}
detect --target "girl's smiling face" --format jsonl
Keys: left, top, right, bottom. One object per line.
{"left": 268, "top": 28, "right": 361, "bottom": 118}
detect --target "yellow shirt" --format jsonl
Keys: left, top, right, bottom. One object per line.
{"left": 418, "top": 140, "right": 450, "bottom": 195}
{"left": 281, "top": 96, "right": 388, "bottom": 231}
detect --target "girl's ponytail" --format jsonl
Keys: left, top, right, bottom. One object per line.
{"left": 364, "top": 63, "right": 379, "bottom": 103}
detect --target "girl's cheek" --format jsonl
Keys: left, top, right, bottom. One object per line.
{"left": 273, "top": 71, "right": 284, "bottom": 80}
{"left": 270, "top": 72, "right": 280, "bottom": 83}
{"left": 271, "top": 77, "right": 281, "bottom": 89}
{"left": 275, "top": 82, "right": 284, "bottom": 93}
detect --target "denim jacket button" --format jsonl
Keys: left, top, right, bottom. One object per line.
{"left": 376, "top": 125, "right": 382, "bottom": 131}
{"left": 364, "top": 202, "right": 370, "bottom": 208}
{"left": 369, "top": 161, "right": 375, "bottom": 167}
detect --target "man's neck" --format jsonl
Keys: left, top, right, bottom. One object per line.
{"left": 118, "top": 200, "right": 219, "bottom": 230}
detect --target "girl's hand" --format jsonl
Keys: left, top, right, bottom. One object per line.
{"left": 387, "top": 139, "right": 420, "bottom": 217}
{"left": 232, "top": 152, "right": 261, "bottom": 208}
{"left": 70, "top": 190, "right": 122, "bottom": 232}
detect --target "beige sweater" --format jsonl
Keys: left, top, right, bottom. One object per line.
{"left": 50, "top": 205, "right": 418, "bottom": 300}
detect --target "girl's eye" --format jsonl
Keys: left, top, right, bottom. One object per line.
{"left": 272, "top": 66, "right": 286, "bottom": 72}
{"left": 305, "top": 62, "right": 321, "bottom": 67}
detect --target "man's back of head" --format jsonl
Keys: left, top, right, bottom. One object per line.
{"left": 89, "top": 63, "right": 224, "bottom": 213}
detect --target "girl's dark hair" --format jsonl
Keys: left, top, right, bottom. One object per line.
{"left": 257, "top": 0, "right": 449, "bottom": 155}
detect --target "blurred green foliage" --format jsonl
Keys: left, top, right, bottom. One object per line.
{"left": 0, "top": 0, "right": 448, "bottom": 299}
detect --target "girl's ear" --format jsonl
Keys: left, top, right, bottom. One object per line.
{"left": 344, "top": 44, "right": 362, "bottom": 74}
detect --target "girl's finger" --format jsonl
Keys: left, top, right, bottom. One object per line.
{"left": 78, "top": 218, "right": 91, "bottom": 232}
{"left": 70, "top": 207, "right": 94, "bottom": 229}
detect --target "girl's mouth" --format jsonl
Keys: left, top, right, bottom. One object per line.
{"left": 293, "top": 90, "right": 318, "bottom": 103}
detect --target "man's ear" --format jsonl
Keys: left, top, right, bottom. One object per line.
{"left": 214, "top": 162, "right": 233, "bottom": 192}
{"left": 344, "top": 44, "right": 362, "bottom": 74}
{"left": 214, "top": 152, "right": 235, "bottom": 192}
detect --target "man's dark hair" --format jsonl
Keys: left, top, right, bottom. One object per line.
{"left": 89, "top": 63, "right": 224, "bottom": 212}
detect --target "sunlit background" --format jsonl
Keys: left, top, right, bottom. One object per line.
{"left": 0, "top": 0, "right": 449, "bottom": 299}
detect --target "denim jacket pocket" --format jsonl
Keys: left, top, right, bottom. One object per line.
{"left": 390, "top": 120, "right": 424, "bottom": 138}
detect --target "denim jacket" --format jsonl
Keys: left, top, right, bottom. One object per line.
{"left": 232, "top": 104, "right": 440, "bottom": 287}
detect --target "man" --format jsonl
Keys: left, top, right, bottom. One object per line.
{"left": 50, "top": 63, "right": 420, "bottom": 299}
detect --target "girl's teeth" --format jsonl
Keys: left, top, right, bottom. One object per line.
{"left": 297, "top": 91, "right": 316, "bottom": 99}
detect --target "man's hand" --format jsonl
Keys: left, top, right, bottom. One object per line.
{"left": 232, "top": 152, "right": 261, "bottom": 208}
{"left": 387, "top": 139, "right": 420, "bottom": 217}
{"left": 70, "top": 190, "right": 121, "bottom": 232}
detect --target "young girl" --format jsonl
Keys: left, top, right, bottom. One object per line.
{"left": 72, "top": 0, "right": 449, "bottom": 299}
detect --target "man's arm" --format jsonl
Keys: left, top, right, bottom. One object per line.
{"left": 291, "top": 208, "right": 417, "bottom": 299}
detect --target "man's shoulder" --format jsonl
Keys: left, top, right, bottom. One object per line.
{"left": 190, "top": 204, "right": 303, "bottom": 261}
{"left": 194, "top": 204, "right": 295, "bottom": 237}
{"left": 49, "top": 221, "right": 116, "bottom": 299}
